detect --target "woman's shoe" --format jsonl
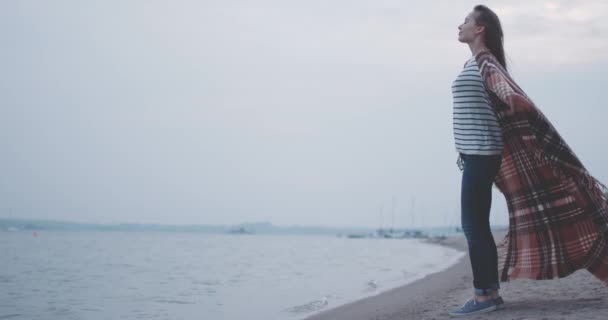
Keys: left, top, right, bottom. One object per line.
{"left": 448, "top": 298, "right": 497, "bottom": 317}
{"left": 494, "top": 296, "right": 505, "bottom": 310}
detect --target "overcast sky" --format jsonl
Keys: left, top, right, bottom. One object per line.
{"left": 2, "top": 0, "right": 607, "bottom": 228}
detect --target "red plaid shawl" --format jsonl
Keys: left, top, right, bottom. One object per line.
{"left": 473, "top": 51, "right": 608, "bottom": 284}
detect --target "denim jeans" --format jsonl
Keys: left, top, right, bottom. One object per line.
{"left": 460, "top": 153, "right": 502, "bottom": 296}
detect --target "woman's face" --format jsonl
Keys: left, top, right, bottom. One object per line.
{"left": 458, "top": 11, "right": 483, "bottom": 43}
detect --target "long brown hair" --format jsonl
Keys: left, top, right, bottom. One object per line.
{"left": 473, "top": 5, "right": 506, "bottom": 69}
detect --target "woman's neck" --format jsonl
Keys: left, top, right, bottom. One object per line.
{"left": 468, "top": 39, "right": 489, "bottom": 56}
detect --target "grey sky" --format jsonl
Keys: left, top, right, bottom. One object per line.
{"left": 2, "top": 0, "right": 607, "bottom": 228}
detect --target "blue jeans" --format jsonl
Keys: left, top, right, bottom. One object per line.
{"left": 460, "top": 153, "right": 502, "bottom": 296}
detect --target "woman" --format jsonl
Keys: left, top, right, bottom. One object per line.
{"left": 450, "top": 5, "right": 608, "bottom": 317}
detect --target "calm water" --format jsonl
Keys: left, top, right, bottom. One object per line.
{"left": 0, "top": 231, "right": 464, "bottom": 320}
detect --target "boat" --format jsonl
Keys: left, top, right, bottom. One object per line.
{"left": 225, "top": 227, "right": 255, "bottom": 235}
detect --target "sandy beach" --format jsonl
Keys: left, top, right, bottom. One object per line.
{"left": 303, "top": 233, "right": 608, "bottom": 320}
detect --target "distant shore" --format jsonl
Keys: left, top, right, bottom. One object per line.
{"left": 0, "top": 217, "right": 476, "bottom": 237}
{"left": 303, "top": 232, "right": 608, "bottom": 320}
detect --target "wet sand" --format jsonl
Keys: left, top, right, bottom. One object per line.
{"left": 303, "top": 233, "right": 608, "bottom": 320}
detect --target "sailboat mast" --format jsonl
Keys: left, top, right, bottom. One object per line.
{"left": 379, "top": 205, "right": 384, "bottom": 230}
{"left": 391, "top": 196, "right": 395, "bottom": 233}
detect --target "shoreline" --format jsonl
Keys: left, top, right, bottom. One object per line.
{"left": 303, "top": 232, "right": 608, "bottom": 320}
{"left": 301, "top": 234, "right": 471, "bottom": 320}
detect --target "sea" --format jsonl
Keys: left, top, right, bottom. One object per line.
{"left": 0, "top": 231, "right": 465, "bottom": 320}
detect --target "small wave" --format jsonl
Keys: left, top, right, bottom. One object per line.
{"left": 199, "top": 280, "right": 221, "bottom": 286}
{"left": 0, "top": 315, "right": 21, "bottom": 320}
{"left": 155, "top": 299, "right": 195, "bottom": 305}
{"left": 364, "top": 280, "right": 378, "bottom": 292}
{"left": 284, "top": 296, "right": 329, "bottom": 314}
{"left": 401, "top": 270, "right": 414, "bottom": 278}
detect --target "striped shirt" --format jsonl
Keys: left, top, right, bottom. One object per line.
{"left": 452, "top": 57, "right": 503, "bottom": 155}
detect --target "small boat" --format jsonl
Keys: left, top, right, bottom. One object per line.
{"left": 346, "top": 234, "right": 367, "bottom": 239}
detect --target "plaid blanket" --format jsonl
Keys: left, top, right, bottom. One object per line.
{"left": 474, "top": 51, "right": 608, "bottom": 284}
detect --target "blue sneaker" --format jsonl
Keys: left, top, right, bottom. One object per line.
{"left": 449, "top": 298, "right": 497, "bottom": 317}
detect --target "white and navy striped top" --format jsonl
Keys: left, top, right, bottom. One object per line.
{"left": 452, "top": 57, "right": 503, "bottom": 155}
